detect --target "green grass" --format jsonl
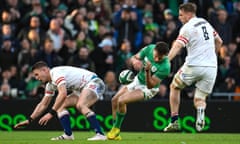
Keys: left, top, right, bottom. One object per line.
{"left": 0, "top": 131, "right": 240, "bottom": 144}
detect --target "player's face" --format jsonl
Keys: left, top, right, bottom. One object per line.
{"left": 153, "top": 50, "right": 164, "bottom": 62}
{"left": 178, "top": 10, "right": 188, "bottom": 24}
{"left": 33, "top": 68, "right": 49, "bottom": 83}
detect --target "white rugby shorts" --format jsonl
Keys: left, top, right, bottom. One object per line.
{"left": 127, "top": 76, "right": 159, "bottom": 100}
{"left": 174, "top": 64, "right": 217, "bottom": 94}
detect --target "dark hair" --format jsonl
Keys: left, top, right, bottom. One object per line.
{"left": 179, "top": 2, "right": 197, "bottom": 13}
{"left": 155, "top": 41, "right": 169, "bottom": 55}
{"left": 31, "top": 61, "right": 48, "bottom": 71}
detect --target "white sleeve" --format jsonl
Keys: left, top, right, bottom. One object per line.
{"left": 176, "top": 26, "right": 189, "bottom": 47}
{"left": 44, "top": 83, "right": 55, "bottom": 97}
{"left": 51, "top": 70, "right": 66, "bottom": 87}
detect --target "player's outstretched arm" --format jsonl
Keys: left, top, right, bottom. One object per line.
{"left": 39, "top": 84, "right": 67, "bottom": 126}
{"left": 14, "top": 96, "right": 53, "bottom": 128}
{"left": 168, "top": 41, "right": 184, "bottom": 61}
{"left": 14, "top": 120, "right": 30, "bottom": 128}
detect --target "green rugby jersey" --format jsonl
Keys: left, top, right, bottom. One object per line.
{"left": 137, "top": 44, "right": 171, "bottom": 88}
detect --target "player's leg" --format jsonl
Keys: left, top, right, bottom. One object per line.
{"left": 51, "top": 94, "right": 78, "bottom": 140}
{"left": 106, "top": 87, "right": 128, "bottom": 141}
{"left": 108, "top": 84, "right": 158, "bottom": 140}
{"left": 163, "top": 83, "right": 182, "bottom": 132}
{"left": 117, "top": 89, "right": 144, "bottom": 126}
{"left": 164, "top": 66, "right": 190, "bottom": 132}
{"left": 107, "top": 89, "right": 144, "bottom": 140}
{"left": 76, "top": 78, "right": 106, "bottom": 141}
{"left": 77, "top": 88, "right": 106, "bottom": 140}
{"left": 194, "top": 66, "right": 217, "bottom": 132}
{"left": 194, "top": 88, "right": 207, "bottom": 132}
{"left": 111, "top": 86, "right": 128, "bottom": 125}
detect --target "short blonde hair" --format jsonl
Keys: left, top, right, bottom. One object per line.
{"left": 179, "top": 2, "right": 197, "bottom": 13}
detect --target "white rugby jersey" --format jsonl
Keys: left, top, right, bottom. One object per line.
{"left": 176, "top": 17, "right": 218, "bottom": 67}
{"left": 45, "top": 66, "right": 97, "bottom": 97}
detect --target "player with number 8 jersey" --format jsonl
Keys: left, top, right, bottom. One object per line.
{"left": 164, "top": 2, "right": 223, "bottom": 132}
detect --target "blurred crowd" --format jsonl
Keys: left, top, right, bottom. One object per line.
{"left": 0, "top": 0, "right": 240, "bottom": 101}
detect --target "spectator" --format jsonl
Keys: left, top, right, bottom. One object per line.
{"left": 88, "top": 0, "right": 112, "bottom": 23}
{"left": 160, "top": 8, "right": 181, "bottom": 37}
{"left": 0, "top": 38, "right": 18, "bottom": 71}
{"left": 0, "top": 23, "right": 19, "bottom": 48}
{"left": 17, "top": 15, "right": 47, "bottom": 45}
{"left": 45, "top": 0, "right": 68, "bottom": 18}
{"left": 4, "top": 0, "right": 21, "bottom": 23}
{"left": 87, "top": 9, "right": 99, "bottom": 38}
{"left": 113, "top": 7, "right": 140, "bottom": 52}
{"left": 143, "top": 11, "right": 160, "bottom": 42}
{"left": 116, "top": 39, "right": 133, "bottom": 74}
{"left": 209, "top": 6, "right": 235, "bottom": 45}
{"left": 70, "top": 0, "right": 89, "bottom": 11}
{"left": 33, "top": 38, "right": 63, "bottom": 68}
{"left": 90, "top": 38, "right": 116, "bottom": 78}
{"left": 63, "top": 9, "right": 80, "bottom": 38}
{"left": 161, "top": 20, "right": 178, "bottom": 45}
{"left": 140, "top": 32, "right": 154, "bottom": 48}
{"left": 76, "top": 30, "right": 95, "bottom": 52}
{"left": 17, "top": 38, "right": 34, "bottom": 79}
{"left": 27, "top": 29, "right": 41, "bottom": 50}
{"left": 0, "top": 82, "right": 12, "bottom": 100}
{"left": 20, "top": 0, "right": 49, "bottom": 30}
{"left": 46, "top": 18, "right": 69, "bottom": 53}
{"left": 58, "top": 37, "right": 78, "bottom": 64}
{"left": 91, "top": 24, "right": 112, "bottom": 48}
{"left": 153, "top": 0, "right": 167, "bottom": 26}
{"left": 67, "top": 46, "right": 95, "bottom": 71}
{"left": 103, "top": 70, "right": 119, "bottom": 101}
{"left": 0, "top": 9, "right": 17, "bottom": 36}
{"left": 24, "top": 71, "right": 41, "bottom": 99}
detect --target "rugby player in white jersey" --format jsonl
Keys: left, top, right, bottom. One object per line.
{"left": 163, "top": 2, "right": 223, "bottom": 132}
{"left": 14, "top": 61, "right": 107, "bottom": 141}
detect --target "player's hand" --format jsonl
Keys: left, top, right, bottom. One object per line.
{"left": 39, "top": 113, "right": 53, "bottom": 126}
{"left": 143, "top": 60, "right": 151, "bottom": 71}
{"left": 132, "top": 59, "right": 143, "bottom": 71}
{"left": 14, "top": 120, "right": 29, "bottom": 128}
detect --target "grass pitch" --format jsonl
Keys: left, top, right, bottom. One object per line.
{"left": 0, "top": 131, "right": 240, "bottom": 144}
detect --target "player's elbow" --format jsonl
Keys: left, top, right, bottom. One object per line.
{"left": 215, "top": 37, "right": 223, "bottom": 47}
{"left": 146, "top": 82, "right": 155, "bottom": 89}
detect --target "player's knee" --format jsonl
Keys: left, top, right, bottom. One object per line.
{"left": 118, "top": 97, "right": 126, "bottom": 107}
{"left": 170, "top": 82, "right": 180, "bottom": 90}
{"left": 76, "top": 103, "right": 84, "bottom": 113}
{"left": 194, "top": 88, "right": 208, "bottom": 108}
{"left": 194, "top": 98, "right": 206, "bottom": 108}
{"left": 111, "top": 96, "right": 118, "bottom": 105}
{"left": 171, "top": 76, "right": 186, "bottom": 90}
{"left": 57, "top": 110, "right": 69, "bottom": 118}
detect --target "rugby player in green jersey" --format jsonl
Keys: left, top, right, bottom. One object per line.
{"left": 107, "top": 41, "right": 171, "bottom": 140}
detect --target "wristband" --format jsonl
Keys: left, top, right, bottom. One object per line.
{"left": 28, "top": 116, "right": 33, "bottom": 123}
{"left": 49, "top": 109, "right": 57, "bottom": 116}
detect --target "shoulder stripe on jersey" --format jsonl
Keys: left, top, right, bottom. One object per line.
{"left": 55, "top": 77, "right": 65, "bottom": 85}
{"left": 45, "top": 91, "right": 54, "bottom": 94}
{"left": 177, "top": 35, "right": 188, "bottom": 45}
